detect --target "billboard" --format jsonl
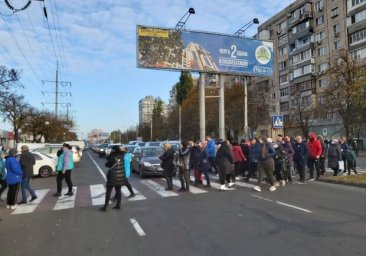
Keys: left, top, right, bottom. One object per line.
{"left": 137, "top": 25, "right": 273, "bottom": 77}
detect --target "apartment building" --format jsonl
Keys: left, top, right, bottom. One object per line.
{"left": 254, "top": 0, "right": 366, "bottom": 138}
{"left": 139, "top": 95, "right": 167, "bottom": 125}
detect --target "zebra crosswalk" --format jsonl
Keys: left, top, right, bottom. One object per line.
{"left": 1, "top": 176, "right": 254, "bottom": 216}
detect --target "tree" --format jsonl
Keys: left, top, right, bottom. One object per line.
{"left": 151, "top": 97, "right": 165, "bottom": 140}
{"left": 0, "top": 93, "right": 31, "bottom": 143}
{"left": 322, "top": 49, "right": 366, "bottom": 138}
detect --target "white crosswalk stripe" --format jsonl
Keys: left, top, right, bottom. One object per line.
{"left": 140, "top": 179, "right": 178, "bottom": 197}
{"left": 90, "top": 184, "right": 106, "bottom": 206}
{"left": 11, "top": 189, "right": 50, "bottom": 215}
{"left": 121, "top": 186, "right": 147, "bottom": 201}
{"left": 54, "top": 187, "right": 78, "bottom": 211}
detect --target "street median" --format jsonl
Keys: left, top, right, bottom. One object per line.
{"left": 321, "top": 173, "right": 366, "bottom": 188}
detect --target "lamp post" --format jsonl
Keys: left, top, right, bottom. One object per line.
{"left": 175, "top": 8, "right": 195, "bottom": 140}
{"left": 234, "top": 18, "right": 259, "bottom": 138}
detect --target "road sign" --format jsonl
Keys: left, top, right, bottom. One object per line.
{"left": 322, "top": 128, "right": 328, "bottom": 136}
{"left": 273, "top": 115, "right": 284, "bottom": 129}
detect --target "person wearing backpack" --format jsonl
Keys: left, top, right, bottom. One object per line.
{"left": 100, "top": 145, "right": 127, "bottom": 211}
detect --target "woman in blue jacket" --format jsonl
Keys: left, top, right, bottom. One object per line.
{"left": 5, "top": 148, "right": 23, "bottom": 209}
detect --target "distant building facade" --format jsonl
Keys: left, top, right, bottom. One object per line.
{"left": 139, "top": 96, "right": 167, "bottom": 125}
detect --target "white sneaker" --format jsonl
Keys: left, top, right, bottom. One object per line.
{"left": 220, "top": 185, "right": 228, "bottom": 191}
{"left": 228, "top": 182, "right": 235, "bottom": 187}
{"left": 6, "top": 205, "right": 10, "bottom": 209}
{"left": 280, "top": 180, "right": 286, "bottom": 187}
{"left": 235, "top": 177, "right": 240, "bottom": 181}
{"left": 269, "top": 186, "right": 276, "bottom": 192}
{"left": 10, "top": 205, "right": 17, "bottom": 210}
{"left": 252, "top": 185, "right": 261, "bottom": 192}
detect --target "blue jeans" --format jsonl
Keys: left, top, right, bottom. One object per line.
{"left": 21, "top": 177, "right": 37, "bottom": 202}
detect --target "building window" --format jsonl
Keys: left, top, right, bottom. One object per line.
{"left": 279, "top": 47, "right": 288, "bottom": 57}
{"left": 352, "top": 0, "right": 365, "bottom": 7}
{"left": 280, "top": 88, "right": 289, "bottom": 97}
{"left": 280, "top": 74, "right": 288, "bottom": 84}
{"left": 318, "top": 79, "right": 329, "bottom": 88}
{"left": 348, "top": 9, "right": 366, "bottom": 25}
{"left": 278, "top": 34, "right": 287, "bottom": 46}
{"left": 280, "top": 102, "right": 289, "bottom": 111}
{"left": 279, "top": 61, "right": 288, "bottom": 71}
{"left": 331, "top": 7, "right": 339, "bottom": 18}
{"left": 316, "top": 15, "right": 324, "bottom": 26}
{"left": 318, "top": 62, "right": 328, "bottom": 72}
{"left": 316, "top": 31, "right": 325, "bottom": 41}
{"left": 334, "top": 40, "right": 341, "bottom": 50}
{"left": 294, "top": 64, "right": 314, "bottom": 78}
{"left": 333, "top": 23, "right": 340, "bottom": 35}
{"left": 292, "top": 49, "right": 313, "bottom": 64}
{"left": 352, "top": 46, "right": 366, "bottom": 59}
{"left": 278, "top": 20, "right": 287, "bottom": 32}
{"left": 317, "top": 46, "right": 326, "bottom": 56}
{"left": 349, "top": 28, "right": 366, "bottom": 44}
{"left": 315, "top": 0, "right": 324, "bottom": 12}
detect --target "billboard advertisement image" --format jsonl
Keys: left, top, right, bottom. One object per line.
{"left": 137, "top": 25, "right": 273, "bottom": 77}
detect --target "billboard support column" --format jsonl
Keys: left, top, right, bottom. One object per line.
{"left": 244, "top": 76, "right": 248, "bottom": 138}
{"left": 219, "top": 74, "right": 225, "bottom": 140}
{"left": 199, "top": 73, "right": 206, "bottom": 141}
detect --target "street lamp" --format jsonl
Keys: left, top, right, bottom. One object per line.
{"left": 234, "top": 18, "right": 259, "bottom": 37}
{"left": 175, "top": 8, "right": 195, "bottom": 141}
{"left": 175, "top": 7, "right": 195, "bottom": 30}
{"left": 234, "top": 19, "right": 259, "bottom": 138}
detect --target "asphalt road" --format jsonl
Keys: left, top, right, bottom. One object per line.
{"left": 1, "top": 151, "right": 366, "bottom": 256}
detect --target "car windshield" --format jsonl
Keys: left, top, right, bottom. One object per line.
{"left": 149, "top": 142, "right": 161, "bottom": 147}
{"left": 142, "top": 148, "right": 163, "bottom": 157}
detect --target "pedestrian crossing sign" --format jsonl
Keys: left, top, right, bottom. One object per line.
{"left": 273, "top": 115, "right": 284, "bottom": 128}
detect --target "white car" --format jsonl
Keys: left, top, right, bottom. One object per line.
{"left": 17, "top": 152, "right": 58, "bottom": 178}
{"left": 32, "top": 145, "right": 81, "bottom": 163}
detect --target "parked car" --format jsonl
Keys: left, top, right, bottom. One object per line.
{"left": 144, "top": 141, "right": 162, "bottom": 147}
{"left": 131, "top": 146, "right": 164, "bottom": 177}
{"left": 32, "top": 145, "right": 82, "bottom": 163}
{"left": 16, "top": 152, "right": 58, "bottom": 178}
{"left": 161, "top": 140, "right": 181, "bottom": 151}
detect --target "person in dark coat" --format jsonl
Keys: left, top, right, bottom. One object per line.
{"left": 19, "top": 145, "right": 37, "bottom": 204}
{"left": 283, "top": 136, "right": 295, "bottom": 183}
{"left": 327, "top": 139, "right": 342, "bottom": 176}
{"left": 252, "top": 136, "right": 276, "bottom": 192}
{"left": 176, "top": 140, "right": 190, "bottom": 191}
{"left": 239, "top": 139, "right": 250, "bottom": 176}
{"left": 215, "top": 141, "right": 235, "bottom": 191}
{"left": 5, "top": 148, "right": 23, "bottom": 209}
{"left": 100, "top": 145, "right": 126, "bottom": 211}
{"left": 160, "top": 143, "right": 175, "bottom": 191}
{"left": 293, "top": 135, "right": 308, "bottom": 183}
{"left": 245, "top": 138, "right": 260, "bottom": 181}
{"left": 0, "top": 151, "right": 7, "bottom": 202}
{"left": 317, "top": 135, "right": 327, "bottom": 176}
{"left": 190, "top": 141, "right": 203, "bottom": 186}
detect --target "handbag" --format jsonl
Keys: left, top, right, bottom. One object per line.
{"left": 338, "top": 160, "right": 344, "bottom": 171}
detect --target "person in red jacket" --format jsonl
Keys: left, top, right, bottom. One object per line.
{"left": 307, "top": 133, "right": 322, "bottom": 180}
{"left": 231, "top": 141, "right": 246, "bottom": 181}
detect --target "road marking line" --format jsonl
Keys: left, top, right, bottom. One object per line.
{"left": 129, "top": 218, "right": 146, "bottom": 236}
{"left": 275, "top": 201, "right": 313, "bottom": 213}
{"left": 140, "top": 180, "right": 178, "bottom": 197}
{"left": 87, "top": 151, "right": 106, "bottom": 181}
{"left": 121, "top": 186, "right": 147, "bottom": 201}
{"left": 170, "top": 178, "right": 208, "bottom": 194}
{"left": 11, "top": 189, "right": 50, "bottom": 215}
{"left": 53, "top": 187, "right": 77, "bottom": 210}
{"left": 234, "top": 181, "right": 254, "bottom": 189}
{"left": 251, "top": 194, "right": 273, "bottom": 202}
{"left": 90, "top": 184, "right": 106, "bottom": 206}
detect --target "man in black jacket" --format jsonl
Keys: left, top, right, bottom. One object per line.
{"left": 19, "top": 146, "right": 37, "bottom": 204}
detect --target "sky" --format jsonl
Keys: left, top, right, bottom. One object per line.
{"left": 0, "top": 0, "right": 293, "bottom": 139}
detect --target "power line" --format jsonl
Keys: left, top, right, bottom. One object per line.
{"left": 0, "top": 14, "right": 41, "bottom": 82}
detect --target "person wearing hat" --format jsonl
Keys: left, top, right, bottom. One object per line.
{"left": 100, "top": 145, "right": 127, "bottom": 211}
{"left": 5, "top": 148, "right": 23, "bottom": 209}
{"left": 18, "top": 145, "right": 37, "bottom": 204}
{"left": 54, "top": 144, "right": 75, "bottom": 197}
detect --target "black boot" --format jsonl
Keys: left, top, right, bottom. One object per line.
{"left": 99, "top": 206, "right": 107, "bottom": 212}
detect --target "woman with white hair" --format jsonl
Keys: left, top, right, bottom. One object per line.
{"left": 327, "top": 139, "right": 342, "bottom": 176}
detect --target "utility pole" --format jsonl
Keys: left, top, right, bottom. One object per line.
{"left": 42, "top": 62, "right": 71, "bottom": 118}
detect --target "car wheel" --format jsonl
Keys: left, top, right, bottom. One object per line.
{"left": 39, "top": 166, "right": 52, "bottom": 178}
{"left": 139, "top": 166, "right": 144, "bottom": 178}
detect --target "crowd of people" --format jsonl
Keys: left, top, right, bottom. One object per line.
{"left": 159, "top": 133, "right": 359, "bottom": 193}
{"left": 0, "top": 144, "right": 75, "bottom": 211}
